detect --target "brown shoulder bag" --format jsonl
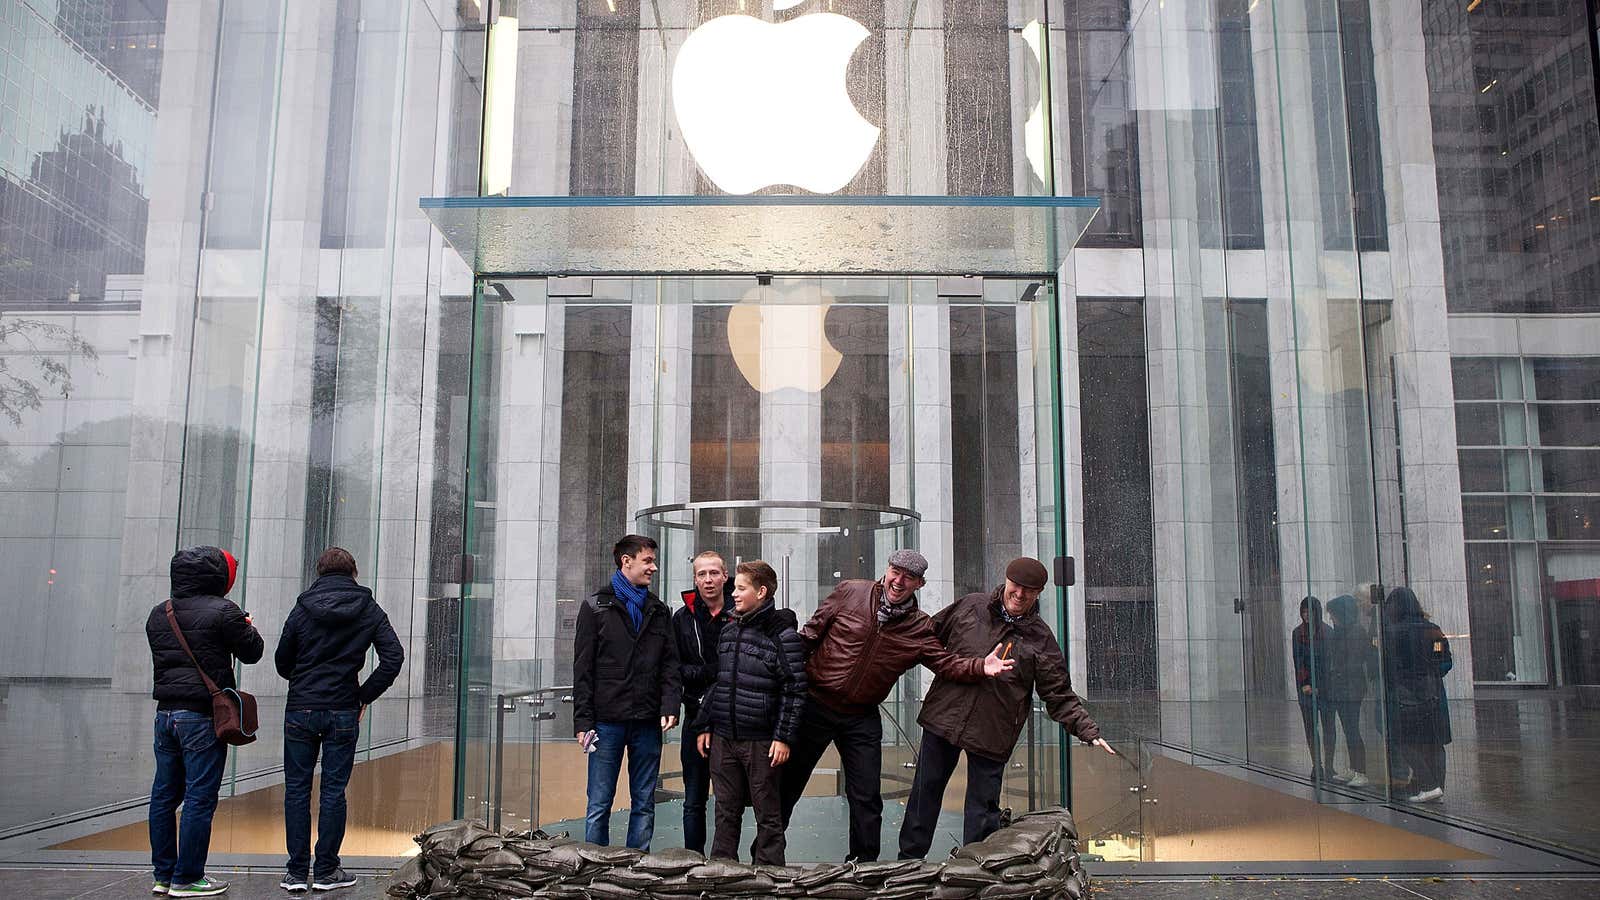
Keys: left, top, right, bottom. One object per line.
{"left": 165, "top": 600, "right": 259, "bottom": 746}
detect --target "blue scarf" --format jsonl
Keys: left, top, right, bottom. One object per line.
{"left": 610, "top": 570, "right": 649, "bottom": 633}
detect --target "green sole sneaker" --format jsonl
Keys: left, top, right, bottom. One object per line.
{"left": 168, "top": 877, "right": 229, "bottom": 897}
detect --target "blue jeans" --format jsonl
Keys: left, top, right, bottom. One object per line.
{"left": 585, "top": 719, "right": 662, "bottom": 849}
{"left": 283, "top": 709, "right": 360, "bottom": 879}
{"left": 149, "top": 710, "right": 228, "bottom": 885}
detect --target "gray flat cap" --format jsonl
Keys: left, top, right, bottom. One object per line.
{"left": 887, "top": 549, "right": 929, "bottom": 578}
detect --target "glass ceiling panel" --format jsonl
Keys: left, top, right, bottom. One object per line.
{"left": 420, "top": 195, "right": 1099, "bottom": 276}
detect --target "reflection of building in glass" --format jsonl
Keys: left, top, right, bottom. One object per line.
{"left": 0, "top": 0, "right": 158, "bottom": 306}
{"left": 1422, "top": 0, "right": 1600, "bottom": 314}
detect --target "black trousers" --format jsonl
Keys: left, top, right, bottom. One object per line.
{"left": 1330, "top": 699, "right": 1367, "bottom": 775}
{"left": 778, "top": 701, "right": 884, "bottom": 861}
{"left": 1298, "top": 695, "right": 1337, "bottom": 777}
{"left": 1401, "top": 742, "right": 1446, "bottom": 793}
{"left": 709, "top": 737, "right": 786, "bottom": 865}
{"left": 680, "top": 727, "right": 711, "bottom": 854}
{"left": 897, "top": 729, "right": 1008, "bottom": 860}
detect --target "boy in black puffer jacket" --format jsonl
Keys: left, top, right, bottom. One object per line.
{"left": 692, "top": 560, "right": 807, "bottom": 865}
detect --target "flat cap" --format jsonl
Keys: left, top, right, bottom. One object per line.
{"left": 887, "top": 548, "right": 929, "bottom": 578}
{"left": 1005, "top": 556, "right": 1049, "bottom": 591}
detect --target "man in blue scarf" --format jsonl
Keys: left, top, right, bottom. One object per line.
{"left": 573, "top": 534, "right": 682, "bottom": 850}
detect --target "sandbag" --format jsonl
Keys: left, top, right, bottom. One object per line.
{"left": 847, "top": 860, "right": 921, "bottom": 884}
{"left": 791, "top": 862, "right": 853, "bottom": 888}
{"left": 522, "top": 844, "right": 587, "bottom": 877}
{"left": 996, "top": 861, "right": 1047, "bottom": 883}
{"left": 940, "top": 859, "right": 1004, "bottom": 887}
{"left": 633, "top": 847, "right": 706, "bottom": 875}
{"left": 576, "top": 845, "right": 644, "bottom": 866}
{"left": 474, "top": 848, "right": 525, "bottom": 876}
{"left": 687, "top": 860, "right": 757, "bottom": 884}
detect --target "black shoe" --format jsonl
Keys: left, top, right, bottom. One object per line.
{"left": 279, "top": 873, "right": 308, "bottom": 893}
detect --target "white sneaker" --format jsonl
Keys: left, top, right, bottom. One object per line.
{"left": 1344, "top": 773, "right": 1371, "bottom": 788}
{"left": 1414, "top": 787, "right": 1444, "bottom": 803}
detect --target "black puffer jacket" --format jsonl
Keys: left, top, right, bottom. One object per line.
{"left": 693, "top": 600, "right": 807, "bottom": 744}
{"left": 275, "top": 574, "right": 405, "bottom": 710}
{"left": 145, "top": 547, "right": 264, "bottom": 714}
{"left": 573, "top": 583, "right": 682, "bottom": 734}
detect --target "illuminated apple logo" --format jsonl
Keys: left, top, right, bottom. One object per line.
{"left": 672, "top": 13, "right": 881, "bottom": 195}
{"left": 727, "top": 283, "right": 843, "bottom": 393}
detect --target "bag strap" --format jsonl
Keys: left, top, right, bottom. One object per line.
{"left": 165, "top": 599, "right": 224, "bottom": 697}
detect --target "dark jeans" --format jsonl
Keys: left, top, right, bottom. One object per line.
{"left": 1401, "top": 742, "right": 1446, "bottom": 793}
{"left": 283, "top": 709, "right": 360, "bottom": 879}
{"left": 710, "top": 737, "right": 786, "bottom": 865}
{"left": 585, "top": 719, "right": 662, "bottom": 850}
{"left": 778, "top": 701, "right": 883, "bottom": 862}
{"left": 898, "top": 728, "right": 1008, "bottom": 860}
{"left": 1331, "top": 699, "right": 1367, "bottom": 774}
{"left": 1298, "top": 694, "right": 1338, "bottom": 777}
{"left": 149, "top": 710, "right": 228, "bottom": 886}
{"left": 681, "top": 724, "right": 711, "bottom": 854}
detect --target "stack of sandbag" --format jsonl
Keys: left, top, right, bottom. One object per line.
{"left": 385, "top": 807, "right": 1087, "bottom": 899}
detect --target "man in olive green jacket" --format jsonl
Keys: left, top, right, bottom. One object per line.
{"left": 897, "top": 557, "right": 1114, "bottom": 859}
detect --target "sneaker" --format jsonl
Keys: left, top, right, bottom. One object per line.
{"left": 312, "top": 869, "right": 356, "bottom": 892}
{"left": 1344, "top": 773, "right": 1372, "bottom": 788}
{"left": 1325, "top": 771, "right": 1350, "bottom": 784}
{"left": 168, "top": 877, "right": 229, "bottom": 897}
{"left": 1414, "top": 787, "right": 1444, "bottom": 803}
{"left": 152, "top": 883, "right": 169, "bottom": 895}
{"left": 280, "top": 873, "right": 309, "bottom": 893}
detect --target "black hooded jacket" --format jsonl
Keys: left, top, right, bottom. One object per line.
{"left": 673, "top": 583, "right": 733, "bottom": 721}
{"left": 275, "top": 574, "right": 405, "bottom": 710}
{"left": 145, "top": 546, "right": 264, "bottom": 714}
{"left": 692, "top": 600, "right": 807, "bottom": 745}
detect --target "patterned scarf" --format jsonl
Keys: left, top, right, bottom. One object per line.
{"left": 610, "top": 570, "right": 649, "bottom": 633}
{"left": 877, "top": 582, "right": 917, "bottom": 624}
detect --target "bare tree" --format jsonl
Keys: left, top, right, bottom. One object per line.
{"left": 0, "top": 315, "right": 99, "bottom": 428}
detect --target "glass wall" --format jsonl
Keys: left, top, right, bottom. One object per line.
{"left": 0, "top": 0, "right": 484, "bottom": 858}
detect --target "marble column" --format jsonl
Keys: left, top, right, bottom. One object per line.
{"left": 1368, "top": 0, "right": 1472, "bottom": 694}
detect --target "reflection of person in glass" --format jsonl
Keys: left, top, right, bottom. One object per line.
{"left": 1324, "top": 594, "right": 1373, "bottom": 788}
{"left": 1292, "top": 596, "right": 1339, "bottom": 781}
{"left": 1382, "top": 587, "right": 1452, "bottom": 803}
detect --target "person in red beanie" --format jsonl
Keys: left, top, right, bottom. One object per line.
{"left": 144, "top": 546, "right": 263, "bottom": 896}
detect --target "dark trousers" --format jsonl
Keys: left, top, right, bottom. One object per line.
{"left": 1401, "top": 742, "right": 1446, "bottom": 793}
{"left": 1298, "top": 694, "right": 1338, "bottom": 777}
{"left": 283, "top": 709, "right": 360, "bottom": 880}
{"left": 1331, "top": 699, "right": 1367, "bottom": 774}
{"left": 149, "top": 710, "right": 228, "bottom": 886}
{"left": 681, "top": 724, "right": 711, "bottom": 854}
{"left": 778, "top": 701, "right": 884, "bottom": 861}
{"left": 585, "top": 719, "right": 662, "bottom": 850}
{"left": 709, "top": 737, "right": 786, "bottom": 865}
{"left": 897, "top": 729, "right": 1008, "bottom": 860}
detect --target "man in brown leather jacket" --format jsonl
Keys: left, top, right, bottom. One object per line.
{"left": 777, "top": 549, "right": 1013, "bottom": 862}
{"left": 897, "top": 556, "right": 1114, "bottom": 860}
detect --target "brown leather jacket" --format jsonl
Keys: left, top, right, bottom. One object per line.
{"left": 800, "top": 579, "right": 986, "bottom": 716}
{"left": 917, "top": 588, "right": 1100, "bottom": 762}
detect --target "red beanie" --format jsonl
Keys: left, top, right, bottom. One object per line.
{"left": 222, "top": 550, "right": 238, "bottom": 595}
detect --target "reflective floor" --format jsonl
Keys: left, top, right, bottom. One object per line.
{"left": 5, "top": 687, "right": 1598, "bottom": 867}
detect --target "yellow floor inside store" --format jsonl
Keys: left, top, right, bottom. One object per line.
{"left": 54, "top": 741, "right": 1484, "bottom": 862}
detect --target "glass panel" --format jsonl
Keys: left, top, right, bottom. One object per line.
{"left": 419, "top": 195, "right": 1101, "bottom": 277}
{"left": 1531, "top": 402, "right": 1600, "bottom": 448}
